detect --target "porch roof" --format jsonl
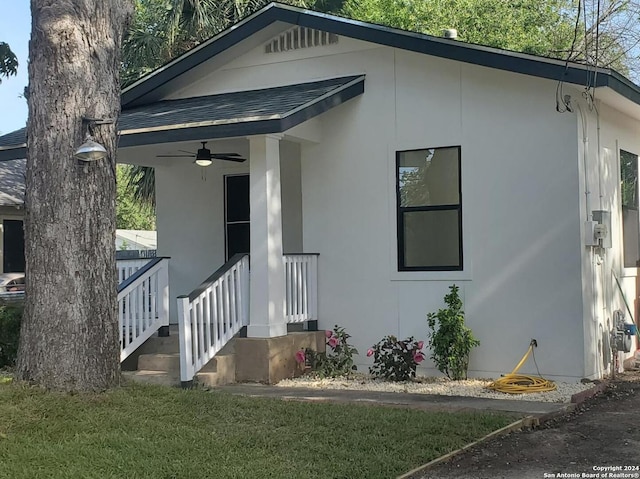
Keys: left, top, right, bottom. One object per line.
{"left": 0, "top": 75, "right": 364, "bottom": 161}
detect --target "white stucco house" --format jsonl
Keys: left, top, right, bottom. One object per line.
{"left": 2, "top": 3, "right": 640, "bottom": 383}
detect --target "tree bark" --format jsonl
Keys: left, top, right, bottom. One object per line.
{"left": 16, "top": 0, "right": 133, "bottom": 391}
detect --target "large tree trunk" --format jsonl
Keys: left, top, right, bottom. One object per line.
{"left": 16, "top": 0, "right": 133, "bottom": 391}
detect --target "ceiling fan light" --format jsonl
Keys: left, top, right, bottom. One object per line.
{"left": 195, "top": 158, "right": 213, "bottom": 167}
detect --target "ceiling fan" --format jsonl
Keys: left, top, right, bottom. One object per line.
{"left": 156, "top": 141, "right": 246, "bottom": 166}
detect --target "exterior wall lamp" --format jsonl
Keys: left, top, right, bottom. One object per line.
{"left": 74, "top": 117, "right": 115, "bottom": 162}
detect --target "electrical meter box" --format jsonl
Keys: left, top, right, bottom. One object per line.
{"left": 592, "top": 210, "right": 612, "bottom": 248}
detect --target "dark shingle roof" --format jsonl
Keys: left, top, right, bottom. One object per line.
{"left": 121, "top": 75, "right": 362, "bottom": 131}
{"left": 0, "top": 75, "right": 364, "bottom": 160}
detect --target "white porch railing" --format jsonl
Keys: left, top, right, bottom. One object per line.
{"left": 118, "top": 257, "right": 170, "bottom": 362}
{"left": 177, "top": 253, "right": 319, "bottom": 383}
{"left": 284, "top": 253, "right": 318, "bottom": 323}
{"left": 178, "top": 254, "right": 250, "bottom": 384}
{"left": 117, "top": 258, "right": 153, "bottom": 283}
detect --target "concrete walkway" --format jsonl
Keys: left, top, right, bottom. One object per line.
{"left": 216, "top": 383, "right": 574, "bottom": 419}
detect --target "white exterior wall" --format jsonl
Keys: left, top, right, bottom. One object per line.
{"left": 152, "top": 34, "right": 599, "bottom": 380}
{"left": 153, "top": 140, "right": 302, "bottom": 322}
{"left": 300, "top": 50, "right": 583, "bottom": 380}
{"left": 576, "top": 98, "right": 640, "bottom": 378}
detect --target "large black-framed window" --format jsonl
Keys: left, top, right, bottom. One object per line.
{"left": 621, "top": 149, "right": 639, "bottom": 268}
{"left": 396, "top": 146, "right": 462, "bottom": 271}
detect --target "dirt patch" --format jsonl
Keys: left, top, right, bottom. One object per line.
{"left": 411, "top": 371, "right": 640, "bottom": 479}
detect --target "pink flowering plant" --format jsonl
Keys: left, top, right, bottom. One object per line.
{"left": 295, "top": 325, "right": 358, "bottom": 378}
{"left": 368, "top": 335, "right": 426, "bottom": 382}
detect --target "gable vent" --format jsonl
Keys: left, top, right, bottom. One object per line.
{"left": 265, "top": 27, "right": 338, "bottom": 53}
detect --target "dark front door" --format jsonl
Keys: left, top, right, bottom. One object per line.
{"left": 3, "top": 219, "right": 25, "bottom": 272}
{"left": 224, "top": 175, "right": 250, "bottom": 260}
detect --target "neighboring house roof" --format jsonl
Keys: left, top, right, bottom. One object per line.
{"left": 116, "top": 230, "right": 157, "bottom": 250}
{"left": 0, "top": 159, "right": 25, "bottom": 207}
{"left": 0, "top": 75, "right": 364, "bottom": 161}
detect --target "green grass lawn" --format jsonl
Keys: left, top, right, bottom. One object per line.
{"left": 0, "top": 380, "right": 513, "bottom": 479}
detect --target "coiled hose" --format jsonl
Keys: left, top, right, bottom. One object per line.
{"left": 486, "top": 341, "right": 557, "bottom": 394}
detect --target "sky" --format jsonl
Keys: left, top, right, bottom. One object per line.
{"left": 0, "top": 2, "right": 30, "bottom": 136}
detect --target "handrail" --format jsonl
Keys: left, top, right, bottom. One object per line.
{"left": 182, "top": 253, "right": 248, "bottom": 302}
{"left": 283, "top": 252, "right": 320, "bottom": 256}
{"left": 118, "top": 257, "right": 167, "bottom": 293}
{"left": 178, "top": 254, "right": 250, "bottom": 384}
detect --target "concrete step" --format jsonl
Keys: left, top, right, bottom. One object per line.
{"left": 122, "top": 370, "right": 181, "bottom": 387}
{"left": 121, "top": 327, "right": 180, "bottom": 371}
{"left": 195, "top": 339, "right": 237, "bottom": 387}
{"left": 196, "top": 354, "right": 236, "bottom": 387}
{"left": 137, "top": 353, "right": 180, "bottom": 373}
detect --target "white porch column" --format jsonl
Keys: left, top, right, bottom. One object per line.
{"left": 247, "top": 134, "right": 287, "bottom": 338}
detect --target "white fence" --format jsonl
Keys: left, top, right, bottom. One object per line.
{"left": 284, "top": 254, "right": 318, "bottom": 323}
{"left": 118, "top": 257, "right": 170, "bottom": 362}
{"left": 178, "top": 254, "right": 250, "bottom": 383}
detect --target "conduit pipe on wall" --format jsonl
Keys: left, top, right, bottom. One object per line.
{"left": 576, "top": 100, "right": 605, "bottom": 379}
{"left": 596, "top": 106, "right": 603, "bottom": 210}
{"left": 576, "top": 103, "right": 591, "bottom": 219}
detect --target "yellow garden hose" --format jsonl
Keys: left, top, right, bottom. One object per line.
{"left": 486, "top": 341, "right": 557, "bottom": 394}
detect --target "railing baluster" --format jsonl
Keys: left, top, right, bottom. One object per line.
{"left": 124, "top": 294, "right": 131, "bottom": 347}
{"left": 204, "top": 291, "right": 212, "bottom": 352}
{"left": 297, "top": 258, "right": 304, "bottom": 321}
{"left": 227, "top": 265, "right": 238, "bottom": 330}
{"left": 282, "top": 254, "right": 319, "bottom": 324}
{"left": 302, "top": 259, "right": 308, "bottom": 320}
{"left": 285, "top": 258, "right": 292, "bottom": 318}
{"left": 212, "top": 284, "right": 219, "bottom": 353}
{"left": 223, "top": 272, "right": 231, "bottom": 342}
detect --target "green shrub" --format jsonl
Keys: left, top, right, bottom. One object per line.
{"left": 295, "top": 325, "right": 358, "bottom": 377}
{"left": 367, "top": 336, "right": 425, "bottom": 382}
{"left": 427, "top": 285, "right": 479, "bottom": 380}
{"left": 0, "top": 305, "right": 23, "bottom": 368}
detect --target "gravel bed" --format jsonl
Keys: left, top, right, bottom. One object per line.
{"left": 275, "top": 375, "right": 595, "bottom": 403}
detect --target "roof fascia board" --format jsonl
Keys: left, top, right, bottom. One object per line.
{"left": 281, "top": 76, "right": 364, "bottom": 130}
{"left": 120, "top": 77, "right": 364, "bottom": 148}
{"left": 123, "top": 2, "right": 637, "bottom": 109}
{"left": 604, "top": 71, "right": 640, "bottom": 106}
{"left": 0, "top": 147, "right": 26, "bottom": 162}
{"left": 296, "top": 13, "right": 612, "bottom": 89}
{"left": 117, "top": 119, "right": 282, "bottom": 148}
{"left": 122, "top": 6, "right": 300, "bottom": 107}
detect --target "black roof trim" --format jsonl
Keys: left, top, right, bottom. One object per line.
{"left": 121, "top": 6, "right": 300, "bottom": 106}
{"left": 0, "top": 147, "right": 26, "bottom": 162}
{"left": 121, "top": 2, "right": 640, "bottom": 108}
{"left": 119, "top": 76, "right": 363, "bottom": 148}
{"left": 0, "top": 76, "right": 364, "bottom": 160}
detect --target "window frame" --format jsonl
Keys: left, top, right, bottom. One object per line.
{"left": 620, "top": 148, "right": 640, "bottom": 269}
{"left": 396, "top": 146, "right": 463, "bottom": 272}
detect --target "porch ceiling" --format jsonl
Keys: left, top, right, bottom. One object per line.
{"left": 0, "top": 75, "right": 365, "bottom": 162}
